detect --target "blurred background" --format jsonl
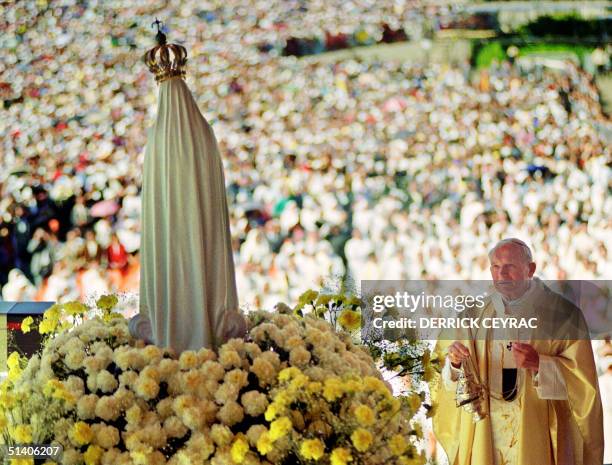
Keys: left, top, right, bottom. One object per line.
{"left": 0, "top": 0, "right": 610, "bottom": 309}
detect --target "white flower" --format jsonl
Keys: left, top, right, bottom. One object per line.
{"left": 289, "top": 346, "right": 311, "bottom": 367}
{"left": 62, "top": 448, "right": 83, "bottom": 465}
{"left": 92, "top": 423, "right": 120, "bottom": 448}
{"left": 179, "top": 351, "right": 198, "bottom": 370}
{"left": 158, "top": 359, "right": 180, "bottom": 381}
{"left": 101, "top": 448, "right": 122, "bottom": 465}
{"left": 65, "top": 350, "right": 85, "bottom": 370}
{"left": 135, "top": 374, "right": 160, "bottom": 400}
{"left": 197, "top": 348, "right": 217, "bottom": 363}
{"left": 119, "top": 370, "right": 138, "bottom": 388}
{"left": 219, "top": 348, "right": 242, "bottom": 369}
{"left": 125, "top": 404, "right": 143, "bottom": 427}
{"left": 96, "top": 395, "right": 121, "bottom": 421}
{"left": 65, "top": 375, "right": 85, "bottom": 398}
{"left": 113, "top": 386, "right": 136, "bottom": 411}
{"left": 214, "top": 381, "right": 240, "bottom": 404}
{"left": 210, "top": 424, "right": 233, "bottom": 446}
{"left": 96, "top": 369, "right": 119, "bottom": 393}
{"left": 156, "top": 397, "right": 174, "bottom": 420}
{"left": 142, "top": 345, "right": 163, "bottom": 364}
{"left": 224, "top": 368, "right": 249, "bottom": 389}
{"left": 201, "top": 361, "right": 225, "bottom": 381}
{"left": 250, "top": 356, "right": 277, "bottom": 386}
{"left": 163, "top": 416, "right": 188, "bottom": 438}
{"left": 241, "top": 391, "right": 268, "bottom": 417}
{"left": 83, "top": 355, "right": 106, "bottom": 374}
{"left": 246, "top": 424, "right": 267, "bottom": 447}
{"left": 77, "top": 394, "right": 99, "bottom": 420}
{"left": 217, "top": 400, "right": 244, "bottom": 426}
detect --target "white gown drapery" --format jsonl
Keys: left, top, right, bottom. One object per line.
{"left": 138, "top": 76, "right": 239, "bottom": 353}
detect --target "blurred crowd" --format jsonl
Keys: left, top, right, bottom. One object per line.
{"left": 1, "top": 1, "right": 611, "bottom": 310}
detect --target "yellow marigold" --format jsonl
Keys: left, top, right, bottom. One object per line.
{"left": 264, "top": 402, "right": 280, "bottom": 422}
{"left": 389, "top": 434, "right": 408, "bottom": 455}
{"left": 337, "top": 309, "right": 361, "bottom": 331}
{"left": 43, "top": 304, "right": 61, "bottom": 321}
{"left": 354, "top": 404, "right": 375, "bottom": 427}
{"left": 342, "top": 379, "right": 362, "bottom": 393}
{"left": 323, "top": 377, "right": 345, "bottom": 402}
{"left": 43, "top": 379, "right": 63, "bottom": 396}
{"left": 269, "top": 416, "right": 292, "bottom": 441}
{"left": 363, "top": 376, "right": 388, "bottom": 395}
{"left": 278, "top": 367, "right": 301, "bottom": 382}
{"left": 299, "top": 438, "right": 325, "bottom": 460}
{"left": 9, "top": 458, "right": 34, "bottom": 465}
{"left": 83, "top": 444, "right": 103, "bottom": 465}
{"left": 330, "top": 447, "right": 353, "bottom": 465}
{"left": 256, "top": 431, "right": 274, "bottom": 455}
{"left": 11, "top": 424, "right": 32, "bottom": 443}
{"left": 350, "top": 428, "right": 373, "bottom": 452}
{"left": 96, "top": 295, "right": 118, "bottom": 311}
{"left": 70, "top": 421, "right": 94, "bottom": 446}
{"left": 290, "top": 373, "right": 309, "bottom": 389}
{"left": 408, "top": 393, "right": 422, "bottom": 413}
{"left": 63, "top": 301, "right": 88, "bottom": 316}
{"left": 230, "top": 436, "right": 250, "bottom": 463}
{"left": 20, "top": 316, "right": 34, "bottom": 334}
{"left": 307, "top": 381, "right": 323, "bottom": 394}
{"left": 7, "top": 352, "right": 21, "bottom": 371}
{"left": 38, "top": 318, "right": 58, "bottom": 335}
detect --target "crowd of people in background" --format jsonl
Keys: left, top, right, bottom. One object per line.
{"left": 1, "top": 0, "right": 610, "bottom": 311}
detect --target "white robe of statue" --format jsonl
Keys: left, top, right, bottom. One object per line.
{"left": 131, "top": 76, "right": 242, "bottom": 353}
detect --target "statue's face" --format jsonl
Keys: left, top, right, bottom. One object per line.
{"left": 489, "top": 244, "right": 535, "bottom": 300}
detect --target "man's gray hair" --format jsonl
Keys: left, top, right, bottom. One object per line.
{"left": 488, "top": 238, "right": 534, "bottom": 263}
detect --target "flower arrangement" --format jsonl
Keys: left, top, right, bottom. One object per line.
{"left": 0, "top": 293, "right": 428, "bottom": 465}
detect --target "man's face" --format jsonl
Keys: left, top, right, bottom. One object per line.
{"left": 490, "top": 244, "right": 536, "bottom": 300}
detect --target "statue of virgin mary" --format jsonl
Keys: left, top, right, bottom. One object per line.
{"left": 129, "top": 23, "right": 245, "bottom": 353}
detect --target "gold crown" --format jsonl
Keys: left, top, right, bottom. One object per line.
{"left": 144, "top": 20, "right": 187, "bottom": 83}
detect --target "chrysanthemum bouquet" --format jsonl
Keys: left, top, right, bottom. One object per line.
{"left": 0, "top": 294, "right": 428, "bottom": 465}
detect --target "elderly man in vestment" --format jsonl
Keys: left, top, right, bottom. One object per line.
{"left": 432, "top": 238, "right": 603, "bottom": 465}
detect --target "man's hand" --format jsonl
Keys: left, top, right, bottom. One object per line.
{"left": 511, "top": 342, "right": 539, "bottom": 371}
{"left": 448, "top": 341, "right": 470, "bottom": 368}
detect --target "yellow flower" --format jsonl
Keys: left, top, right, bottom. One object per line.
{"left": 38, "top": 318, "right": 58, "bottom": 335}
{"left": 307, "top": 381, "right": 323, "bottom": 394}
{"left": 63, "top": 301, "right": 88, "bottom": 316}
{"left": 70, "top": 421, "right": 94, "bottom": 446}
{"left": 350, "top": 428, "right": 373, "bottom": 452}
{"left": 330, "top": 447, "right": 353, "bottom": 465}
{"left": 389, "top": 434, "right": 407, "bottom": 455}
{"left": 103, "top": 312, "right": 123, "bottom": 323}
{"left": 96, "top": 295, "right": 118, "bottom": 311}
{"left": 83, "top": 444, "right": 103, "bottom": 465}
{"left": 299, "top": 438, "right": 325, "bottom": 460}
{"left": 43, "top": 304, "right": 61, "bottom": 321}
{"left": 7, "top": 352, "right": 21, "bottom": 371}
{"left": 269, "top": 416, "right": 292, "bottom": 441}
{"left": 10, "top": 424, "right": 32, "bottom": 443}
{"left": 256, "top": 431, "right": 274, "bottom": 455}
{"left": 323, "top": 377, "right": 345, "bottom": 402}
{"left": 337, "top": 309, "right": 361, "bottom": 331}
{"left": 264, "top": 402, "right": 280, "bottom": 422}
{"left": 10, "top": 458, "right": 34, "bottom": 465}
{"left": 20, "top": 316, "right": 34, "bottom": 334}
{"left": 408, "top": 393, "right": 422, "bottom": 413}
{"left": 230, "top": 436, "right": 250, "bottom": 463}
{"left": 354, "top": 404, "right": 375, "bottom": 426}
{"left": 278, "top": 367, "right": 301, "bottom": 382}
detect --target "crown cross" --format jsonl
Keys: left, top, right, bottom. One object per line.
{"left": 144, "top": 19, "right": 188, "bottom": 83}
